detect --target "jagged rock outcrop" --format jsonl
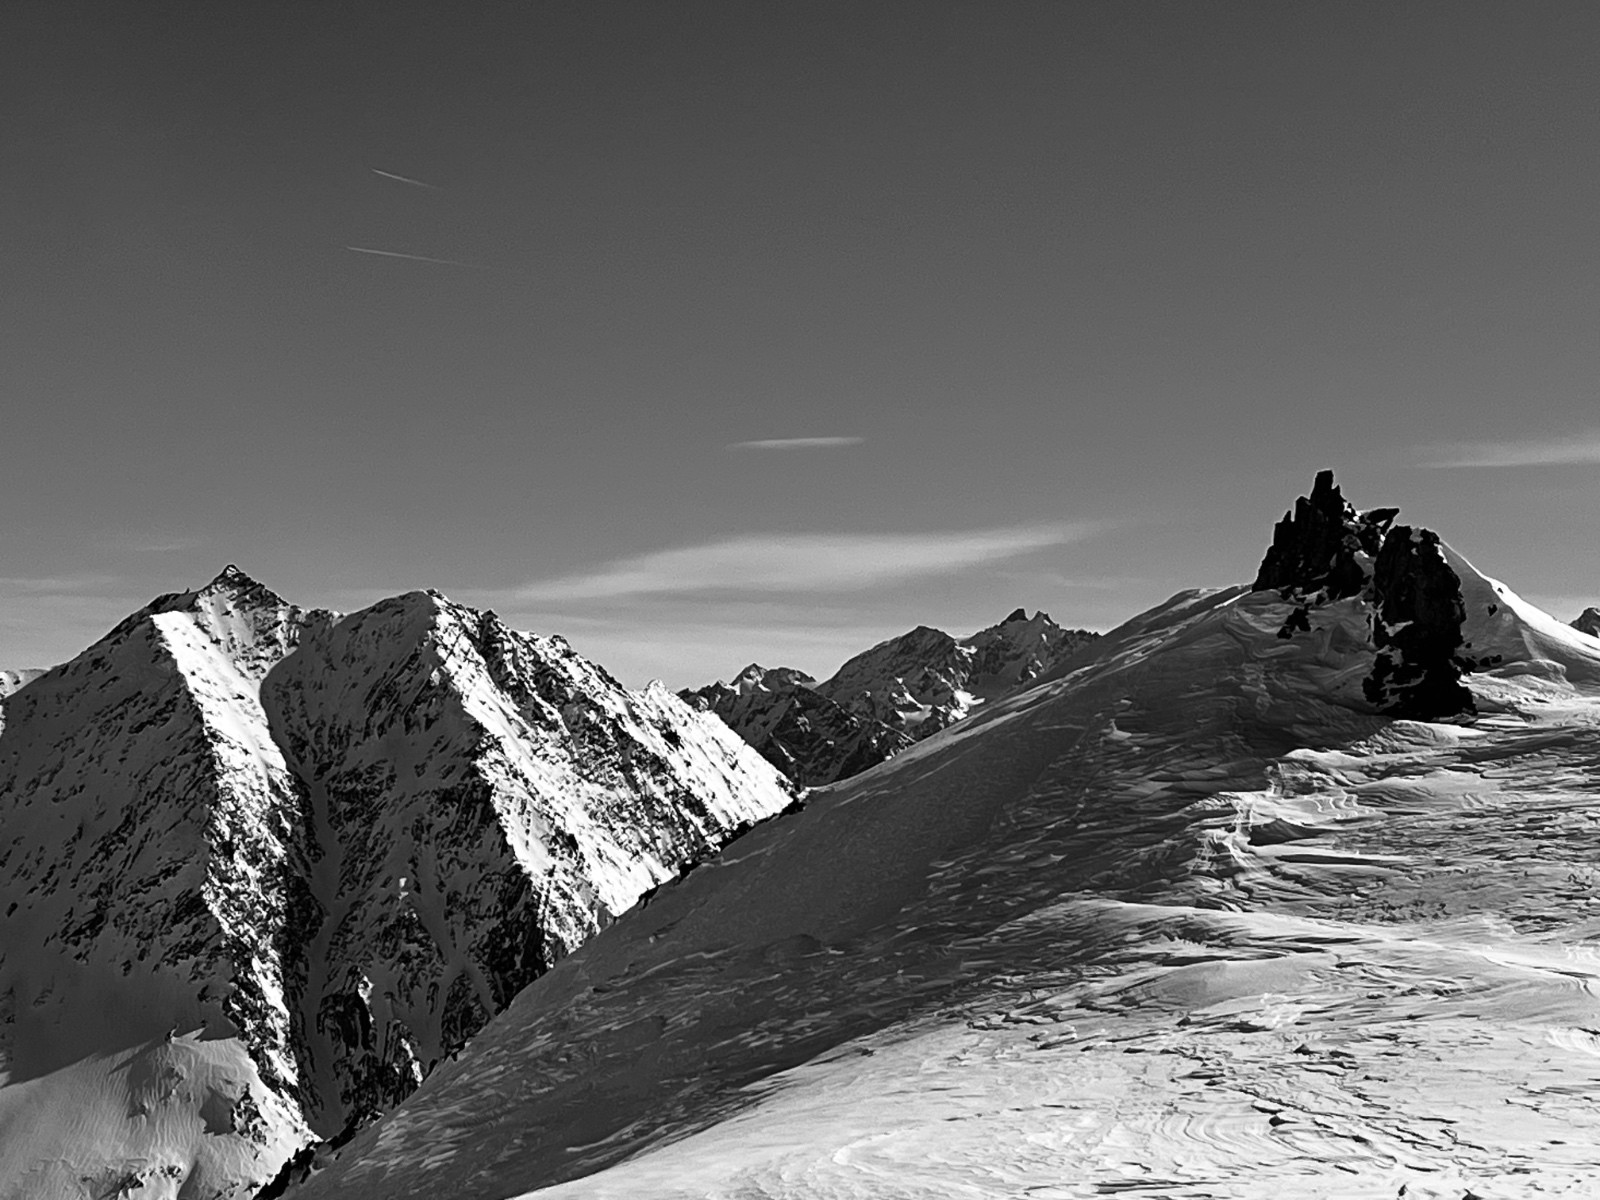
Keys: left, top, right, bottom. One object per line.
{"left": 687, "top": 610, "right": 1099, "bottom": 786}
{"left": 0, "top": 568, "right": 793, "bottom": 1197}
{"left": 1362, "top": 526, "right": 1475, "bottom": 717}
{"left": 1573, "top": 607, "right": 1600, "bottom": 638}
{"left": 1253, "top": 472, "right": 1475, "bottom": 719}
{"left": 1254, "top": 469, "right": 1398, "bottom": 600}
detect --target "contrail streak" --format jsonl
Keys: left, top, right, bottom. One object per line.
{"left": 729, "top": 437, "right": 865, "bottom": 451}
{"left": 346, "top": 246, "right": 489, "bottom": 270}
{"left": 370, "top": 168, "right": 439, "bottom": 189}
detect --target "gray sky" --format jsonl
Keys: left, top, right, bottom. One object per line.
{"left": 5, "top": 1, "right": 1598, "bottom": 686}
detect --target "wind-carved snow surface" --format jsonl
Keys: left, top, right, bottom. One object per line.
{"left": 296, "top": 485, "right": 1600, "bottom": 1200}
{"left": 0, "top": 569, "right": 791, "bottom": 1198}
{"left": 684, "top": 610, "right": 1099, "bottom": 785}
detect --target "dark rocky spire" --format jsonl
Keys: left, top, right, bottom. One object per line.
{"left": 1362, "top": 527, "right": 1475, "bottom": 718}
{"left": 1252, "top": 470, "right": 1397, "bottom": 600}
{"left": 1256, "top": 472, "right": 1471, "bottom": 720}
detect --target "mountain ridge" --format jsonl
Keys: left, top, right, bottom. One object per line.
{"left": 0, "top": 567, "right": 793, "bottom": 1197}
{"left": 683, "top": 608, "right": 1100, "bottom": 786}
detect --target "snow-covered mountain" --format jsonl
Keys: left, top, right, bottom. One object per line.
{"left": 684, "top": 609, "right": 1098, "bottom": 786}
{"left": 290, "top": 473, "right": 1600, "bottom": 1199}
{"left": 0, "top": 569, "right": 792, "bottom": 1199}
{"left": 819, "top": 608, "right": 1101, "bottom": 734}
{"left": 679, "top": 665, "right": 912, "bottom": 788}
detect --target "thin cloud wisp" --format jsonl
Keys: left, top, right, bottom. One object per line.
{"left": 728, "top": 437, "right": 865, "bottom": 451}
{"left": 1419, "top": 429, "right": 1600, "bottom": 468}
{"left": 517, "top": 523, "right": 1098, "bottom": 603}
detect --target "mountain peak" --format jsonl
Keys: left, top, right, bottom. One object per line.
{"left": 208, "top": 562, "right": 253, "bottom": 587}
{"left": 1253, "top": 469, "right": 1397, "bottom": 599}
{"left": 1003, "top": 607, "right": 1029, "bottom": 624}
{"left": 139, "top": 564, "right": 292, "bottom": 617}
{"left": 1573, "top": 607, "right": 1600, "bottom": 638}
{"left": 195, "top": 562, "right": 286, "bottom": 602}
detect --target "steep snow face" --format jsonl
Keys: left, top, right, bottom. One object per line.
{"left": 1444, "top": 547, "right": 1600, "bottom": 687}
{"left": 290, "top": 556, "right": 1600, "bottom": 1200}
{"left": 687, "top": 612, "right": 1098, "bottom": 787}
{"left": 0, "top": 570, "right": 793, "bottom": 1196}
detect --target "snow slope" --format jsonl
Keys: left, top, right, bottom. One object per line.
{"left": 294, "top": 479, "right": 1600, "bottom": 1200}
{"left": 0, "top": 570, "right": 792, "bottom": 1198}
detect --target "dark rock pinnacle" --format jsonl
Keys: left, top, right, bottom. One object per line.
{"left": 1256, "top": 471, "right": 1472, "bottom": 720}
{"left": 1253, "top": 469, "right": 1398, "bottom": 600}
{"left": 1361, "top": 526, "right": 1475, "bottom": 718}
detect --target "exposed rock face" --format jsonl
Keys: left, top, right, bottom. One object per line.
{"left": 1362, "top": 526, "right": 1475, "bottom": 718}
{"left": 686, "top": 611, "right": 1099, "bottom": 786}
{"left": 1253, "top": 469, "right": 1398, "bottom": 600}
{"left": 0, "top": 569, "right": 793, "bottom": 1194}
{"left": 1573, "top": 607, "right": 1600, "bottom": 638}
{"left": 1252, "top": 472, "right": 1473, "bottom": 720}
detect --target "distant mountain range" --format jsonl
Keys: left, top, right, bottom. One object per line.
{"left": 682, "top": 609, "right": 1100, "bottom": 786}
